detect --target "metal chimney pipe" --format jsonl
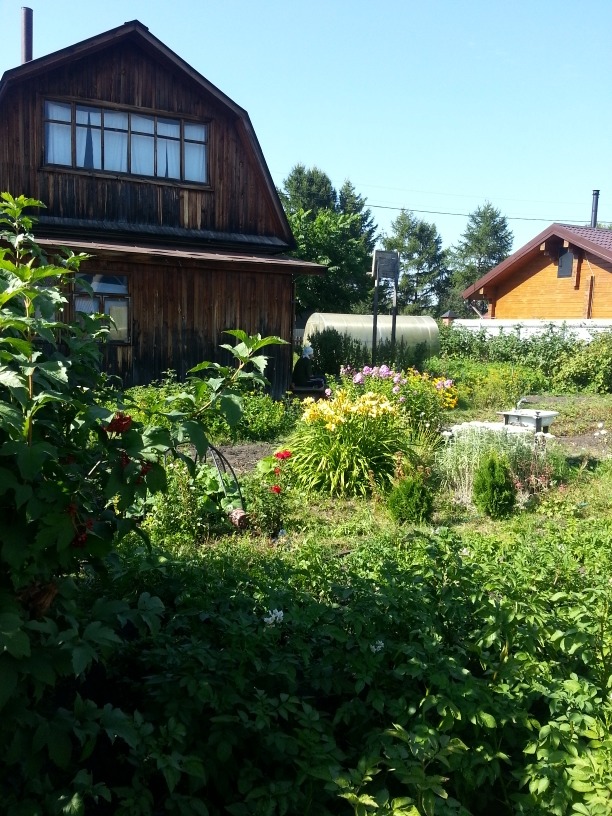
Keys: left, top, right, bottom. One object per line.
{"left": 591, "top": 189, "right": 600, "bottom": 228}
{"left": 21, "top": 7, "right": 33, "bottom": 64}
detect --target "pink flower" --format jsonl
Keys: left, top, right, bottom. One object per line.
{"left": 353, "top": 372, "right": 364, "bottom": 384}
{"left": 392, "top": 385, "right": 400, "bottom": 394}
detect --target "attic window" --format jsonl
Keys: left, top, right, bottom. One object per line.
{"left": 44, "top": 100, "right": 208, "bottom": 184}
{"left": 557, "top": 248, "right": 573, "bottom": 278}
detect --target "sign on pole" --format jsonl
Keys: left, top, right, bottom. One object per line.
{"left": 370, "top": 250, "right": 400, "bottom": 281}
{"left": 371, "top": 250, "right": 400, "bottom": 363}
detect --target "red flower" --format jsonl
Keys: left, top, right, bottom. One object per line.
{"left": 274, "top": 467, "right": 281, "bottom": 475}
{"left": 107, "top": 412, "right": 133, "bottom": 434}
{"left": 270, "top": 485, "right": 282, "bottom": 494}
{"left": 274, "top": 450, "right": 292, "bottom": 460}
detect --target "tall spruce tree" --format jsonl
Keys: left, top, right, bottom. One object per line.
{"left": 452, "top": 201, "right": 513, "bottom": 286}
{"left": 382, "top": 210, "right": 449, "bottom": 315}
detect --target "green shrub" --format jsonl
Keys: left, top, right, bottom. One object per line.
{"left": 308, "top": 328, "right": 433, "bottom": 377}
{"left": 554, "top": 332, "right": 612, "bottom": 394}
{"left": 472, "top": 450, "right": 516, "bottom": 518}
{"left": 142, "top": 459, "right": 243, "bottom": 545}
{"left": 438, "top": 322, "right": 582, "bottom": 382}
{"left": 387, "top": 472, "right": 434, "bottom": 524}
{"left": 235, "top": 391, "right": 301, "bottom": 441}
{"left": 288, "top": 390, "right": 408, "bottom": 495}
{"left": 426, "top": 357, "right": 547, "bottom": 409}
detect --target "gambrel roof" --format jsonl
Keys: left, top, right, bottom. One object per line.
{"left": 0, "top": 19, "right": 294, "bottom": 249}
{"left": 462, "top": 224, "right": 612, "bottom": 300}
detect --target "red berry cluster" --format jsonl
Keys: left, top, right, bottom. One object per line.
{"left": 106, "top": 412, "right": 133, "bottom": 434}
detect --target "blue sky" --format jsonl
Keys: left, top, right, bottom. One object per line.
{"left": 1, "top": 0, "right": 611, "bottom": 253}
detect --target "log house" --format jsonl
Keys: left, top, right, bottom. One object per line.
{"left": 462, "top": 224, "right": 612, "bottom": 320}
{"left": 0, "top": 20, "right": 323, "bottom": 394}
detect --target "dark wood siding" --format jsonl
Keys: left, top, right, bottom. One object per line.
{"left": 67, "top": 254, "right": 295, "bottom": 395}
{"left": 0, "top": 42, "right": 283, "bottom": 237}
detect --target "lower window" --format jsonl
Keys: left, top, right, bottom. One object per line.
{"left": 73, "top": 275, "right": 131, "bottom": 343}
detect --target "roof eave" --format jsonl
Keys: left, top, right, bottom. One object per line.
{"left": 462, "top": 223, "right": 612, "bottom": 300}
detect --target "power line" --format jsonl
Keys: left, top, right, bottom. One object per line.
{"left": 367, "top": 203, "right": 599, "bottom": 224}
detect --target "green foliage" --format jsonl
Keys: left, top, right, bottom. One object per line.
{"left": 235, "top": 391, "right": 301, "bottom": 442}
{"left": 39, "top": 518, "right": 612, "bottom": 816}
{"left": 381, "top": 209, "right": 450, "bottom": 314}
{"left": 426, "top": 356, "right": 546, "bottom": 409}
{"left": 0, "top": 193, "right": 288, "bottom": 814}
{"left": 308, "top": 328, "right": 430, "bottom": 377}
{"left": 288, "top": 208, "right": 373, "bottom": 315}
{"left": 142, "top": 459, "right": 243, "bottom": 546}
{"left": 288, "top": 390, "right": 409, "bottom": 496}
{"left": 387, "top": 472, "right": 434, "bottom": 524}
{"left": 555, "top": 332, "right": 612, "bottom": 394}
{"left": 472, "top": 450, "right": 516, "bottom": 518}
{"left": 242, "top": 449, "right": 294, "bottom": 536}
{"left": 437, "top": 322, "right": 584, "bottom": 385}
{"left": 436, "top": 428, "right": 566, "bottom": 509}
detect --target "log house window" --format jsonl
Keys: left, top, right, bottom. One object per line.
{"left": 557, "top": 248, "right": 573, "bottom": 278}
{"left": 73, "top": 275, "right": 131, "bottom": 343}
{"left": 44, "top": 100, "right": 208, "bottom": 183}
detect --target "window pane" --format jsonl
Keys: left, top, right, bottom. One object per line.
{"left": 104, "top": 111, "right": 128, "bottom": 130}
{"left": 79, "top": 274, "right": 128, "bottom": 294}
{"left": 45, "top": 122, "right": 72, "bottom": 165}
{"left": 184, "top": 122, "right": 207, "bottom": 142}
{"left": 45, "top": 100, "right": 71, "bottom": 122}
{"left": 157, "top": 137, "right": 180, "bottom": 179}
{"left": 184, "top": 142, "right": 207, "bottom": 182}
{"left": 104, "top": 130, "right": 128, "bottom": 172}
{"left": 76, "top": 125, "right": 102, "bottom": 169}
{"left": 158, "top": 118, "right": 180, "bottom": 138}
{"left": 74, "top": 294, "right": 101, "bottom": 314}
{"left": 131, "top": 133, "right": 154, "bottom": 175}
{"left": 131, "top": 114, "right": 154, "bottom": 134}
{"left": 76, "top": 106, "right": 101, "bottom": 126}
{"left": 105, "top": 299, "right": 129, "bottom": 342}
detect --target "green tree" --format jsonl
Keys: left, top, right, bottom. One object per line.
{"left": 288, "top": 208, "right": 372, "bottom": 314}
{"left": 279, "top": 164, "right": 336, "bottom": 215}
{"left": 382, "top": 209, "right": 449, "bottom": 314}
{"left": 280, "top": 166, "right": 378, "bottom": 317}
{"left": 338, "top": 179, "right": 377, "bottom": 253}
{"left": 444, "top": 201, "right": 513, "bottom": 315}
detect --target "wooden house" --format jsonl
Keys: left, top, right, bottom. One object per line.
{"left": 0, "top": 19, "right": 323, "bottom": 395}
{"left": 462, "top": 224, "right": 612, "bottom": 319}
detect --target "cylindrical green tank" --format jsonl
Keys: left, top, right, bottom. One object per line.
{"left": 303, "top": 313, "right": 440, "bottom": 357}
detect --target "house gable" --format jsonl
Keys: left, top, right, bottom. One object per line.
{"left": 462, "top": 224, "right": 612, "bottom": 319}
{"left": 0, "top": 20, "right": 293, "bottom": 248}
{"left": 0, "top": 20, "right": 325, "bottom": 394}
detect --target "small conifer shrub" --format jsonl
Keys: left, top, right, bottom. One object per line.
{"left": 472, "top": 450, "right": 516, "bottom": 518}
{"left": 387, "top": 472, "right": 434, "bottom": 524}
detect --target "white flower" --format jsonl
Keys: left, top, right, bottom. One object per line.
{"left": 370, "top": 640, "right": 384, "bottom": 654}
{"left": 459, "top": 547, "right": 472, "bottom": 557}
{"left": 263, "top": 609, "right": 284, "bottom": 625}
